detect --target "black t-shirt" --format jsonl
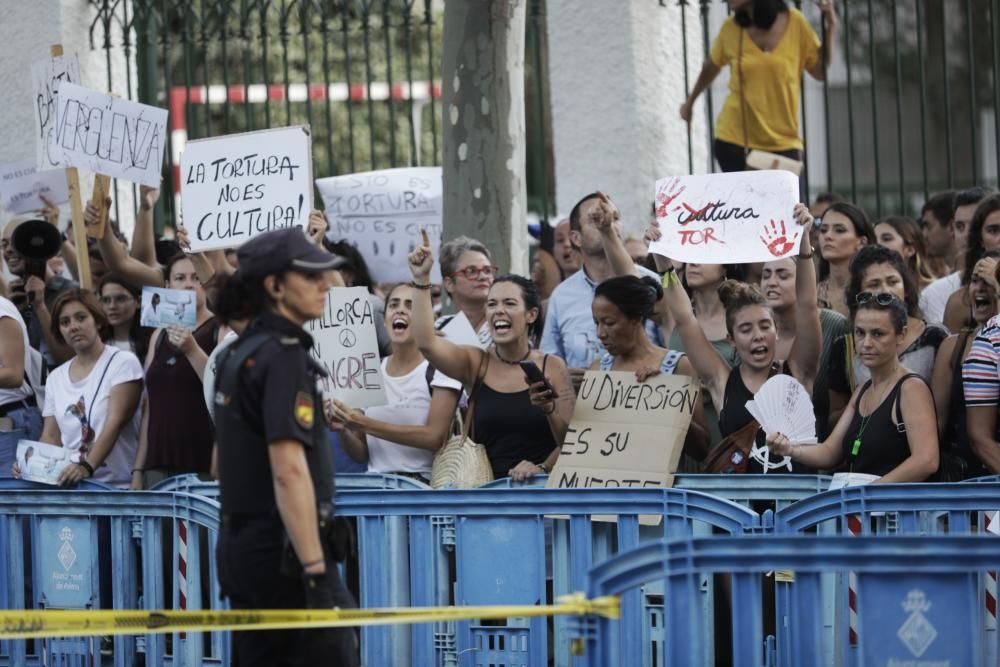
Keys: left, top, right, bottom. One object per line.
{"left": 216, "top": 312, "right": 334, "bottom": 515}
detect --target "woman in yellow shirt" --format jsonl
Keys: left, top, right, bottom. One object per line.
{"left": 680, "top": 0, "right": 836, "bottom": 172}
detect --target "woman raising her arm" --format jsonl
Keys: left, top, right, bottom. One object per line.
{"left": 407, "top": 231, "right": 574, "bottom": 482}
{"left": 768, "top": 293, "right": 939, "bottom": 482}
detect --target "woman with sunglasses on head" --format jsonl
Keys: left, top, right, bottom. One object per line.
{"left": 408, "top": 231, "right": 574, "bottom": 482}
{"left": 827, "top": 245, "right": 947, "bottom": 425}
{"left": 768, "top": 292, "right": 939, "bottom": 482}
{"left": 647, "top": 204, "right": 820, "bottom": 472}
{"left": 13, "top": 289, "right": 143, "bottom": 487}
{"left": 931, "top": 253, "right": 1000, "bottom": 479}
{"left": 98, "top": 274, "right": 150, "bottom": 360}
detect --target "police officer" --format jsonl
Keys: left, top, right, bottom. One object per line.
{"left": 213, "top": 227, "right": 358, "bottom": 667}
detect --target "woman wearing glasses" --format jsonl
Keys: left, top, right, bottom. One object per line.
{"left": 827, "top": 245, "right": 947, "bottom": 425}
{"left": 436, "top": 237, "right": 497, "bottom": 347}
{"left": 13, "top": 289, "right": 143, "bottom": 487}
{"left": 98, "top": 274, "right": 150, "bottom": 360}
{"left": 408, "top": 231, "right": 575, "bottom": 482}
{"left": 768, "top": 292, "right": 939, "bottom": 481}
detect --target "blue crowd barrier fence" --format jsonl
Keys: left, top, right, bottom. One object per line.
{"left": 0, "top": 486, "right": 225, "bottom": 667}
{"left": 772, "top": 483, "right": 1000, "bottom": 667}
{"left": 584, "top": 534, "right": 1000, "bottom": 667}
{"left": 333, "top": 487, "right": 760, "bottom": 667}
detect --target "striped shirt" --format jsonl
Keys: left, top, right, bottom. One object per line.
{"left": 962, "top": 316, "right": 1000, "bottom": 407}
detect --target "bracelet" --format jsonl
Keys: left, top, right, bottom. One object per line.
{"left": 409, "top": 281, "right": 433, "bottom": 290}
{"left": 537, "top": 462, "right": 550, "bottom": 473}
{"left": 301, "top": 558, "right": 325, "bottom": 569}
{"left": 78, "top": 460, "right": 94, "bottom": 476}
{"left": 132, "top": 469, "right": 143, "bottom": 475}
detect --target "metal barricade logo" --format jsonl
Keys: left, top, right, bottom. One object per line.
{"left": 57, "top": 526, "right": 76, "bottom": 572}
{"left": 897, "top": 589, "right": 937, "bottom": 658}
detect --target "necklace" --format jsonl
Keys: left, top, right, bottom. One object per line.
{"left": 493, "top": 343, "right": 530, "bottom": 365}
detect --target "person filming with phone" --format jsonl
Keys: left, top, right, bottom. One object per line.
{"left": 407, "top": 230, "right": 575, "bottom": 482}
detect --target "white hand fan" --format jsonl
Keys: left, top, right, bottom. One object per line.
{"left": 745, "top": 375, "right": 817, "bottom": 446}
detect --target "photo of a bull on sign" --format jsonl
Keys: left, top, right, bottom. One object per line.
{"left": 648, "top": 170, "right": 801, "bottom": 264}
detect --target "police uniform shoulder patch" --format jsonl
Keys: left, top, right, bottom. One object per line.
{"left": 295, "top": 391, "right": 315, "bottom": 429}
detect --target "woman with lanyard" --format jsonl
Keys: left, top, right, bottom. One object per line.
{"left": 132, "top": 253, "right": 218, "bottom": 489}
{"left": 13, "top": 290, "right": 143, "bottom": 487}
{"left": 407, "top": 230, "right": 575, "bottom": 482}
{"left": 327, "top": 282, "right": 463, "bottom": 482}
{"left": 826, "top": 245, "right": 947, "bottom": 426}
{"left": 589, "top": 274, "right": 710, "bottom": 461}
{"left": 680, "top": 0, "right": 836, "bottom": 172}
{"left": 768, "top": 292, "right": 939, "bottom": 482}
{"left": 647, "top": 204, "right": 820, "bottom": 473}
{"left": 0, "top": 293, "right": 42, "bottom": 475}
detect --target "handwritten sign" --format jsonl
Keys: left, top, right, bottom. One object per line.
{"left": 46, "top": 82, "right": 167, "bottom": 187}
{"left": 316, "top": 167, "right": 443, "bottom": 283}
{"left": 32, "top": 53, "right": 81, "bottom": 171}
{"left": 648, "top": 170, "right": 801, "bottom": 264}
{"left": 546, "top": 371, "right": 696, "bottom": 522}
{"left": 0, "top": 159, "right": 69, "bottom": 215}
{"left": 306, "top": 286, "right": 387, "bottom": 408}
{"left": 181, "top": 125, "right": 312, "bottom": 252}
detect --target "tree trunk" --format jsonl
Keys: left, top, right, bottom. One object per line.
{"left": 440, "top": 0, "right": 528, "bottom": 275}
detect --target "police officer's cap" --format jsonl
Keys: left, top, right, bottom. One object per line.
{"left": 238, "top": 227, "right": 348, "bottom": 281}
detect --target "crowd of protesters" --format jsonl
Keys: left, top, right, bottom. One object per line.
{"left": 2, "top": 179, "right": 1000, "bottom": 490}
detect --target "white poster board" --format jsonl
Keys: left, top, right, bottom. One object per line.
{"left": 648, "top": 170, "right": 801, "bottom": 264}
{"left": 306, "top": 286, "right": 387, "bottom": 408}
{"left": 47, "top": 82, "right": 167, "bottom": 187}
{"left": 32, "top": 53, "right": 81, "bottom": 171}
{"left": 546, "top": 371, "right": 696, "bottom": 522}
{"left": 0, "top": 159, "right": 69, "bottom": 215}
{"left": 181, "top": 125, "right": 312, "bottom": 252}
{"left": 316, "top": 167, "right": 442, "bottom": 283}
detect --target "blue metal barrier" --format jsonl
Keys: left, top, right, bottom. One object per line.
{"left": 0, "top": 490, "right": 225, "bottom": 667}
{"left": 585, "top": 535, "right": 1000, "bottom": 667}
{"left": 334, "top": 487, "right": 759, "bottom": 667}
{"left": 773, "top": 483, "right": 1000, "bottom": 667}
{"left": 964, "top": 474, "right": 1000, "bottom": 483}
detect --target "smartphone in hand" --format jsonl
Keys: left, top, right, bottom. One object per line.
{"left": 519, "top": 360, "right": 558, "bottom": 400}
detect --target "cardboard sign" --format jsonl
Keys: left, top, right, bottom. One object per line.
{"left": 47, "top": 82, "right": 167, "bottom": 187}
{"left": 32, "top": 53, "right": 81, "bottom": 171}
{"left": 0, "top": 159, "right": 69, "bottom": 214}
{"left": 140, "top": 287, "right": 197, "bottom": 329}
{"left": 316, "top": 167, "right": 443, "bottom": 283}
{"left": 17, "top": 440, "right": 74, "bottom": 486}
{"left": 648, "top": 170, "right": 801, "bottom": 264}
{"left": 306, "top": 286, "right": 387, "bottom": 408}
{"left": 181, "top": 125, "right": 312, "bottom": 252}
{"left": 546, "top": 371, "right": 696, "bottom": 522}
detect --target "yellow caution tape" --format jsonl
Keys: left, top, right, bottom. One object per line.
{"left": 0, "top": 593, "right": 620, "bottom": 640}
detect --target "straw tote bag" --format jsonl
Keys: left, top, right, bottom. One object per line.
{"left": 430, "top": 351, "right": 494, "bottom": 489}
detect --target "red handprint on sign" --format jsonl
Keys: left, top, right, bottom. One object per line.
{"left": 655, "top": 177, "right": 686, "bottom": 219}
{"left": 760, "top": 219, "right": 796, "bottom": 257}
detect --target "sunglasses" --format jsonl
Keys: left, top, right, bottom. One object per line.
{"left": 451, "top": 265, "right": 499, "bottom": 280}
{"left": 855, "top": 291, "right": 898, "bottom": 307}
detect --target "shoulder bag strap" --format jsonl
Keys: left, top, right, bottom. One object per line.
{"left": 85, "top": 350, "right": 121, "bottom": 428}
{"left": 738, "top": 28, "right": 750, "bottom": 154}
{"left": 845, "top": 334, "right": 856, "bottom": 390}
{"left": 461, "top": 350, "right": 490, "bottom": 442}
{"left": 892, "top": 373, "right": 923, "bottom": 433}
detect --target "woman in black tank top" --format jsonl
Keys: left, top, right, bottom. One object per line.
{"left": 406, "top": 232, "right": 575, "bottom": 482}
{"left": 655, "top": 204, "right": 821, "bottom": 469}
{"left": 768, "top": 293, "right": 939, "bottom": 481}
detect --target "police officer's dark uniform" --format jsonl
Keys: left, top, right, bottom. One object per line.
{"left": 214, "top": 229, "right": 358, "bottom": 667}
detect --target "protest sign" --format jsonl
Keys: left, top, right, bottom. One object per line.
{"left": 140, "top": 287, "right": 197, "bottom": 329}
{"left": 0, "top": 159, "right": 69, "bottom": 215}
{"left": 306, "top": 286, "right": 387, "bottom": 408}
{"left": 181, "top": 125, "right": 312, "bottom": 252}
{"left": 316, "top": 167, "right": 442, "bottom": 283}
{"left": 45, "top": 82, "right": 167, "bottom": 188}
{"left": 17, "top": 440, "right": 74, "bottom": 486}
{"left": 32, "top": 53, "right": 81, "bottom": 171}
{"left": 648, "top": 170, "right": 801, "bottom": 264}
{"left": 546, "top": 371, "right": 697, "bottom": 523}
